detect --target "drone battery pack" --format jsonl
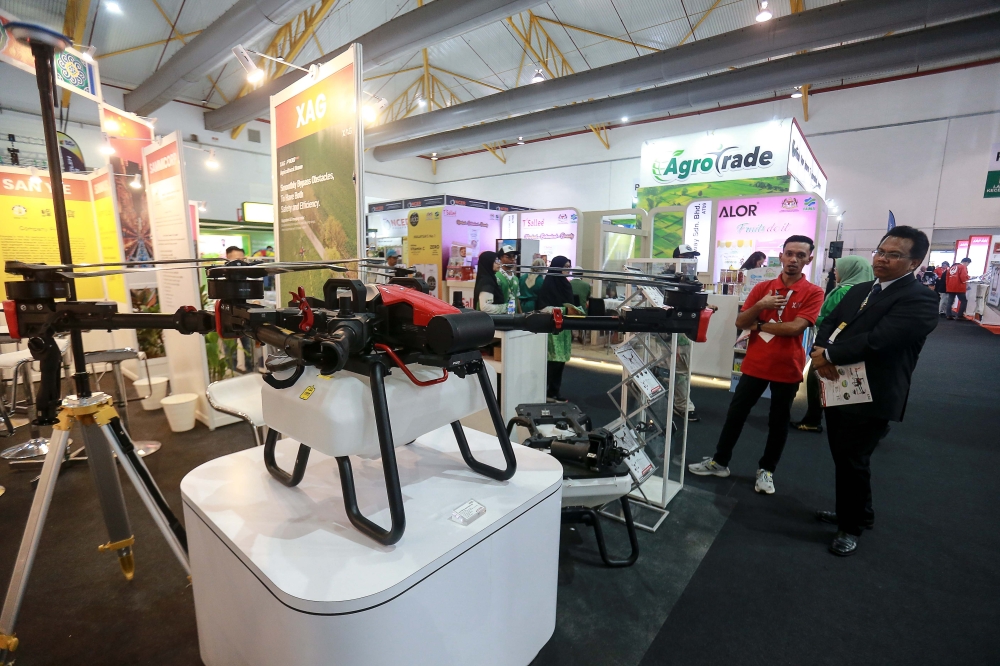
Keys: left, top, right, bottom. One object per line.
{"left": 261, "top": 364, "right": 494, "bottom": 459}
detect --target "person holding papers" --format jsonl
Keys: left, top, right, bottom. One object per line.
{"left": 811, "top": 226, "right": 938, "bottom": 557}
{"left": 688, "top": 236, "right": 824, "bottom": 495}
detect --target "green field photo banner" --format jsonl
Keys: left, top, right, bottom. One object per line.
{"left": 640, "top": 176, "right": 792, "bottom": 257}
{"left": 271, "top": 47, "right": 364, "bottom": 299}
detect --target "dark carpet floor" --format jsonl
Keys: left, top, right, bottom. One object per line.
{"left": 1, "top": 318, "right": 997, "bottom": 665}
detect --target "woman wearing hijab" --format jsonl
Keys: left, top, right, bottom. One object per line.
{"left": 790, "top": 254, "right": 875, "bottom": 432}
{"left": 740, "top": 251, "right": 768, "bottom": 270}
{"left": 518, "top": 257, "right": 547, "bottom": 312}
{"left": 473, "top": 251, "right": 507, "bottom": 314}
{"left": 535, "top": 256, "right": 582, "bottom": 401}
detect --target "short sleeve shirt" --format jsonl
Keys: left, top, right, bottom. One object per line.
{"left": 739, "top": 276, "right": 825, "bottom": 384}
{"left": 496, "top": 270, "right": 520, "bottom": 304}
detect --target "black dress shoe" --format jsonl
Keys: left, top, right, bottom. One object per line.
{"left": 829, "top": 531, "right": 859, "bottom": 556}
{"left": 816, "top": 510, "right": 874, "bottom": 529}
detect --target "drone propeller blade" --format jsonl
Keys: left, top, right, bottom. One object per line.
{"left": 56, "top": 264, "right": 211, "bottom": 278}
{"left": 510, "top": 265, "right": 691, "bottom": 284}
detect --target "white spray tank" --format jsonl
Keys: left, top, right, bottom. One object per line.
{"left": 261, "top": 362, "right": 495, "bottom": 459}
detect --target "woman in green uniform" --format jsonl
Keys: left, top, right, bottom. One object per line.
{"left": 519, "top": 258, "right": 547, "bottom": 313}
{"left": 535, "top": 256, "right": 583, "bottom": 402}
{"left": 790, "top": 254, "right": 874, "bottom": 432}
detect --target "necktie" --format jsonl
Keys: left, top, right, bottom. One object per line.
{"left": 860, "top": 283, "right": 881, "bottom": 310}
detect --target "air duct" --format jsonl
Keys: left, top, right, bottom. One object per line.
{"left": 125, "top": 0, "right": 317, "bottom": 116}
{"left": 371, "top": 12, "right": 1000, "bottom": 162}
{"left": 203, "top": 0, "right": 544, "bottom": 133}
{"left": 366, "top": 0, "right": 1000, "bottom": 147}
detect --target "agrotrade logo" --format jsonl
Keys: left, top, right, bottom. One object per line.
{"left": 651, "top": 144, "right": 775, "bottom": 184}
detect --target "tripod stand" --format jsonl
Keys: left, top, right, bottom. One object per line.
{"left": 0, "top": 24, "right": 189, "bottom": 664}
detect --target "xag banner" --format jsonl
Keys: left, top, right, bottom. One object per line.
{"left": 271, "top": 45, "right": 365, "bottom": 299}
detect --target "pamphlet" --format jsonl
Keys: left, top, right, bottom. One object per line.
{"left": 613, "top": 341, "right": 665, "bottom": 402}
{"left": 819, "top": 362, "right": 873, "bottom": 407}
{"left": 638, "top": 285, "right": 665, "bottom": 308}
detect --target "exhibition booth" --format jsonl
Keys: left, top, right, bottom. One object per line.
{"left": 0, "top": 18, "right": 840, "bottom": 666}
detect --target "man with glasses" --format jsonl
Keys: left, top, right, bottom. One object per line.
{"left": 689, "top": 236, "right": 824, "bottom": 495}
{"left": 810, "top": 226, "right": 938, "bottom": 556}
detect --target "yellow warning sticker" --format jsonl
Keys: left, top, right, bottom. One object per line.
{"left": 299, "top": 385, "right": 316, "bottom": 400}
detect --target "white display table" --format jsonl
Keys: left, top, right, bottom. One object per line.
{"left": 181, "top": 426, "right": 563, "bottom": 666}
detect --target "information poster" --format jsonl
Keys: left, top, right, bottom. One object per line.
{"left": 683, "top": 200, "right": 711, "bottom": 272}
{"left": 143, "top": 132, "right": 218, "bottom": 428}
{"left": 406, "top": 207, "right": 443, "bottom": 297}
{"left": 985, "top": 142, "right": 1000, "bottom": 199}
{"left": 441, "top": 206, "right": 499, "bottom": 276}
{"left": 0, "top": 166, "right": 104, "bottom": 299}
{"left": 101, "top": 104, "right": 154, "bottom": 262}
{"left": 90, "top": 167, "right": 129, "bottom": 304}
{"left": 271, "top": 46, "right": 364, "bottom": 299}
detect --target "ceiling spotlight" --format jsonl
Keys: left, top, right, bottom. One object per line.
{"left": 362, "top": 105, "right": 377, "bottom": 123}
{"left": 790, "top": 91, "right": 802, "bottom": 99}
{"left": 104, "top": 117, "right": 120, "bottom": 133}
{"left": 28, "top": 167, "right": 42, "bottom": 186}
{"left": 416, "top": 95, "right": 427, "bottom": 108}
{"left": 205, "top": 149, "right": 219, "bottom": 169}
{"left": 198, "top": 201, "right": 207, "bottom": 213}
{"left": 130, "top": 173, "right": 142, "bottom": 190}
{"left": 80, "top": 45, "right": 96, "bottom": 63}
{"left": 233, "top": 44, "right": 265, "bottom": 83}
{"left": 106, "top": 1, "right": 123, "bottom": 15}
{"left": 99, "top": 133, "right": 115, "bottom": 155}
{"left": 531, "top": 69, "right": 545, "bottom": 84}
{"left": 621, "top": 116, "right": 629, "bottom": 123}
{"left": 755, "top": 0, "right": 772, "bottom": 22}
{"left": 517, "top": 137, "right": 525, "bottom": 145}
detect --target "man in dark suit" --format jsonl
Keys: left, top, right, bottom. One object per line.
{"left": 810, "top": 226, "right": 938, "bottom": 556}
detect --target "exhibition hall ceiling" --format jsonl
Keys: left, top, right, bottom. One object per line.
{"left": 0, "top": 0, "right": 842, "bottom": 114}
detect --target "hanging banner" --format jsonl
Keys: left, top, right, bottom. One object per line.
{"left": 143, "top": 132, "right": 226, "bottom": 429}
{"left": 0, "top": 166, "right": 104, "bottom": 298}
{"left": 683, "top": 200, "right": 711, "bottom": 273}
{"left": 101, "top": 104, "right": 154, "bottom": 261}
{"left": 271, "top": 45, "right": 364, "bottom": 299}
{"left": 0, "top": 13, "right": 102, "bottom": 102}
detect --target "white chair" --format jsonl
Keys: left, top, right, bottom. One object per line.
{"left": 206, "top": 373, "right": 266, "bottom": 447}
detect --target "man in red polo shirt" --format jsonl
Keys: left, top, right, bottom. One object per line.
{"left": 689, "top": 235, "right": 825, "bottom": 494}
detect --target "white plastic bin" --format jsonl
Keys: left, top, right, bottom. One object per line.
{"left": 161, "top": 393, "right": 198, "bottom": 432}
{"left": 134, "top": 376, "right": 169, "bottom": 410}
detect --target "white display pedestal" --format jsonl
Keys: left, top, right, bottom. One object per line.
{"left": 181, "top": 426, "right": 563, "bottom": 666}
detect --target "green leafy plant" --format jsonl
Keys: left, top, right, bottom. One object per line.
{"left": 200, "top": 283, "right": 237, "bottom": 383}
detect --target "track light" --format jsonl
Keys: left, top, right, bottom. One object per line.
{"left": 756, "top": 0, "right": 772, "bottom": 22}
{"left": 517, "top": 137, "right": 525, "bottom": 145}
{"left": 104, "top": 117, "right": 120, "bottom": 133}
{"left": 790, "top": 86, "right": 802, "bottom": 99}
{"left": 28, "top": 167, "right": 42, "bottom": 186}
{"left": 362, "top": 105, "right": 377, "bottom": 122}
{"left": 80, "top": 45, "right": 96, "bottom": 63}
{"left": 205, "top": 149, "right": 219, "bottom": 169}
{"left": 621, "top": 116, "right": 629, "bottom": 123}
{"left": 416, "top": 95, "right": 426, "bottom": 108}
{"left": 99, "top": 133, "right": 115, "bottom": 155}
{"left": 130, "top": 173, "right": 142, "bottom": 190}
{"left": 233, "top": 44, "right": 265, "bottom": 83}
{"left": 531, "top": 69, "right": 545, "bottom": 84}
{"left": 198, "top": 201, "right": 207, "bottom": 213}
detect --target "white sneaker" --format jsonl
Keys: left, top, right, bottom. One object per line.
{"left": 688, "top": 457, "right": 730, "bottom": 477}
{"left": 755, "top": 469, "right": 775, "bottom": 494}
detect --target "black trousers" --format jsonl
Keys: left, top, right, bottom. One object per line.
{"left": 825, "top": 407, "right": 887, "bottom": 536}
{"left": 713, "top": 373, "right": 799, "bottom": 473}
{"left": 547, "top": 361, "right": 566, "bottom": 398}
{"left": 795, "top": 368, "right": 823, "bottom": 427}
{"left": 946, "top": 292, "right": 967, "bottom": 318}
